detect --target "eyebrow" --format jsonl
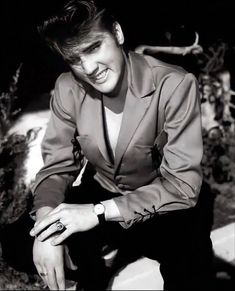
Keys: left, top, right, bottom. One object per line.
{"left": 81, "top": 40, "right": 101, "bottom": 54}
{"left": 79, "top": 32, "right": 106, "bottom": 52}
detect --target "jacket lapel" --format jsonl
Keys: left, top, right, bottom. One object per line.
{"left": 114, "top": 52, "right": 156, "bottom": 172}
{"left": 86, "top": 89, "right": 112, "bottom": 164}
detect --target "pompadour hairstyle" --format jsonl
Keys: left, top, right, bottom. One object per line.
{"left": 38, "top": 0, "right": 116, "bottom": 62}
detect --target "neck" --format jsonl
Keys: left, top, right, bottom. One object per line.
{"left": 103, "top": 63, "right": 128, "bottom": 113}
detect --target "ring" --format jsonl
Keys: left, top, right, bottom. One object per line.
{"left": 39, "top": 272, "right": 47, "bottom": 276}
{"left": 55, "top": 220, "right": 65, "bottom": 231}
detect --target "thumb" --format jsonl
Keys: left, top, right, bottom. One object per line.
{"left": 64, "top": 245, "right": 78, "bottom": 270}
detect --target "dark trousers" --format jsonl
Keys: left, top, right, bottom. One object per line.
{"left": 0, "top": 171, "right": 215, "bottom": 290}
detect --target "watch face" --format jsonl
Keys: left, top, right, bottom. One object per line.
{"left": 94, "top": 203, "right": 105, "bottom": 215}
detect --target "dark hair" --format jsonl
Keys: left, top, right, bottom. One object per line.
{"left": 38, "top": 0, "right": 116, "bottom": 63}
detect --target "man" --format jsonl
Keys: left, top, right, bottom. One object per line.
{"left": 29, "top": 0, "right": 213, "bottom": 290}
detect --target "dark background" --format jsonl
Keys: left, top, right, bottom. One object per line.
{"left": 0, "top": 2, "right": 235, "bottom": 289}
{"left": 1, "top": 0, "right": 235, "bottom": 109}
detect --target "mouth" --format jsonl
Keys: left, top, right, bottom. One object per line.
{"left": 92, "top": 69, "right": 108, "bottom": 83}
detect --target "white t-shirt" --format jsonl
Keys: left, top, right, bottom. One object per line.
{"left": 104, "top": 106, "right": 123, "bottom": 157}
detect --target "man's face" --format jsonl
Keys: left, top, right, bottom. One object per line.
{"left": 68, "top": 28, "right": 125, "bottom": 96}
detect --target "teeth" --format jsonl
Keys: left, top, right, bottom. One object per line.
{"left": 95, "top": 70, "right": 106, "bottom": 80}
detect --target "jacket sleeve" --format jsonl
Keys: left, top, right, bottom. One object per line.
{"left": 113, "top": 73, "right": 203, "bottom": 228}
{"left": 30, "top": 76, "right": 83, "bottom": 215}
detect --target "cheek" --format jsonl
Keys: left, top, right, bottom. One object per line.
{"left": 109, "top": 53, "right": 124, "bottom": 74}
{"left": 102, "top": 44, "right": 123, "bottom": 66}
{"left": 72, "top": 70, "right": 88, "bottom": 82}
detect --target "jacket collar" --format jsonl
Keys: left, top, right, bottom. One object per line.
{"left": 127, "top": 51, "right": 156, "bottom": 98}
{"left": 113, "top": 52, "right": 157, "bottom": 171}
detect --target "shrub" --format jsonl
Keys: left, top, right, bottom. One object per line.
{"left": 0, "top": 65, "right": 33, "bottom": 227}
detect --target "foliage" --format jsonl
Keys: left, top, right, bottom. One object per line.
{"left": 0, "top": 134, "right": 32, "bottom": 226}
{"left": 0, "top": 64, "right": 22, "bottom": 137}
{"left": 202, "top": 130, "right": 231, "bottom": 184}
{"left": 185, "top": 39, "right": 235, "bottom": 230}
{"left": 202, "top": 128, "right": 235, "bottom": 229}
{"left": 0, "top": 63, "right": 44, "bottom": 291}
{"left": 198, "top": 41, "right": 227, "bottom": 75}
{"left": 0, "top": 65, "right": 34, "bottom": 227}
{"left": 196, "top": 41, "right": 235, "bottom": 228}
{"left": 0, "top": 255, "right": 44, "bottom": 290}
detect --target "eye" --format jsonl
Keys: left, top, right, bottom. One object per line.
{"left": 67, "top": 55, "right": 82, "bottom": 66}
{"left": 69, "top": 56, "right": 82, "bottom": 67}
{"left": 87, "top": 41, "right": 101, "bottom": 53}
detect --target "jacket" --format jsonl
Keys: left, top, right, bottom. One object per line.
{"left": 31, "top": 51, "right": 203, "bottom": 228}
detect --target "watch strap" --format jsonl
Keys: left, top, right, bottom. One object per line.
{"left": 93, "top": 203, "right": 106, "bottom": 225}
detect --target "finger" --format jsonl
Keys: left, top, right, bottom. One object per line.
{"left": 65, "top": 245, "right": 78, "bottom": 270}
{"left": 47, "top": 269, "right": 58, "bottom": 290}
{"left": 37, "top": 222, "right": 60, "bottom": 241}
{"left": 51, "top": 229, "right": 73, "bottom": 245}
{"left": 30, "top": 212, "right": 61, "bottom": 237}
{"left": 55, "top": 266, "right": 65, "bottom": 290}
{"left": 48, "top": 204, "right": 65, "bottom": 215}
{"left": 35, "top": 265, "right": 48, "bottom": 287}
{"left": 35, "top": 264, "right": 43, "bottom": 279}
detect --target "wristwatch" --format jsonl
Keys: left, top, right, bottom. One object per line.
{"left": 93, "top": 202, "right": 106, "bottom": 225}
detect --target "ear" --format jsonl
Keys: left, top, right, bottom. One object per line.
{"left": 113, "top": 22, "right": 124, "bottom": 45}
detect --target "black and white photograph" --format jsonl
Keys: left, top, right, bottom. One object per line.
{"left": 0, "top": 0, "right": 235, "bottom": 290}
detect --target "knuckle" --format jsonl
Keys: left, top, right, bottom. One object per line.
{"left": 54, "top": 237, "right": 62, "bottom": 244}
{"left": 56, "top": 233, "right": 66, "bottom": 244}
{"left": 69, "top": 227, "right": 75, "bottom": 234}
{"left": 51, "top": 223, "right": 57, "bottom": 230}
{"left": 61, "top": 233, "right": 67, "bottom": 240}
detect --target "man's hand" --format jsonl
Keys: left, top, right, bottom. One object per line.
{"left": 30, "top": 203, "right": 99, "bottom": 245}
{"left": 33, "top": 236, "right": 65, "bottom": 290}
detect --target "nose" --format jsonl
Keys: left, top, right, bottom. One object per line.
{"left": 80, "top": 56, "right": 98, "bottom": 76}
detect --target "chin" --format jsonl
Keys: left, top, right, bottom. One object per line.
{"left": 97, "top": 81, "right": 117, "bottom": 96}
